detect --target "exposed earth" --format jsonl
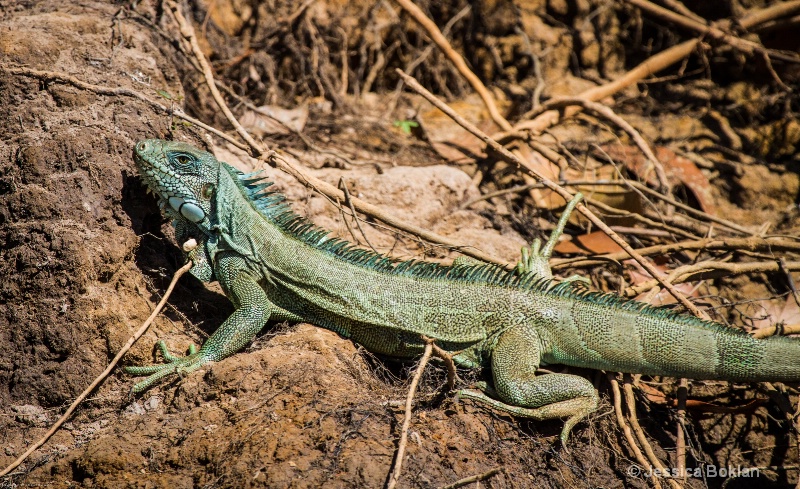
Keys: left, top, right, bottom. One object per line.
{"left": 1, "top": 1, "right": 800, "bottom": 488}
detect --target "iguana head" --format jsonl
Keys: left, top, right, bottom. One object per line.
{"left": 133, "top": 139, "right": 218, "bottom": 226}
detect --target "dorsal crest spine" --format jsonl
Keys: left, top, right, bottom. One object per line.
{"left": 230, "top": 164, "right": 738, "bottom": 335}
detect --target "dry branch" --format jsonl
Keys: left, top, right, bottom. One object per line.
{"left": 512, "top": 0, "right": 800, "bottom": 138}
{"left": 524, "top": 97, "right": 671, "bottom": 193}
{"left": 439, "top": 467, "right": 504, "bottom": 489}
{"left": 0, "top": 257, "right": 194, "bottom": 477}
{"left": 623, "top": 377, "right": 681, "bottom": 489}
{"left": 553, "top": 237, "right": 800, "bottom": 269}
{"left": 397, "top": 69, "right": 706, "bottom": 318}
{"left": 608, "top": 374, "right": 661, "bottom": 489}
{"left": 167, "top": 1, "right": 263, "bottom": 153}
{"left": 386, "top": 338, "right": 434, "bottom": 489}
{"left": 393, "top": 0, "right": 511, "bottom": 131}
{"left": 623, "top": 0, "right": 800, "bottom": 63}
{"left": 513, "top": 40, "right": 698, "bottom": 135}
{"left": 623, "top": 260, "right": 800, "bottom": 298}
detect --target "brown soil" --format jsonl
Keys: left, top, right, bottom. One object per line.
{"left": 1, "top": 1, "right": 799, "bottom": 488}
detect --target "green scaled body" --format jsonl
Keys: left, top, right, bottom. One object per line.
{"left": 129, "top": 139, "right": 800, "bottom": 442}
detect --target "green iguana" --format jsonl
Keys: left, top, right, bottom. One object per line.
{"left": 128, "top": 138, "right": 800, "bottom": 442}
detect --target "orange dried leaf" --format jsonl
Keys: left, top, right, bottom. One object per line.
{"left": 553, "top": 231, "right": 624, "bottom": 255}
{"left": 605, "top": 144, "right": 716, "bottom": 213}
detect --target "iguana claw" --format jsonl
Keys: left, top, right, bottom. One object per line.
{"left": 124, "top": 340, "right": 208, "bottom": 393}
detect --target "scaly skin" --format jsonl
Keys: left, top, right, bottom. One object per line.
{"left": 128, "top": 139, "right": 800, "bottom": 442}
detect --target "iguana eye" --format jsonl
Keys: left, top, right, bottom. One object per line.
{"left": 175, "top": 154, "right": 192, "bottom": 165}
{"left": 201, "top": 183, "right": 214, "bottom": 200}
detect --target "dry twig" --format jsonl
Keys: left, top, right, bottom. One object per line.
{"left": 386, "top": 338, "right": 434, "bottom": 489}
{"left": 623, "top": 377, "right": 681, "bottom": 489}
{"left": 623, "top": 0, "right": 800, "bottom": 63}
{"left": 397, "top": 69, "right": 707, "bottom": 318}
{"left": 513, "top": 39, "right": 698, "bottom": 135}
{"left": 608, "top": 373, "right": 661, "bottom": 489}
{"left": 393, "top": 0, "right": 511, "bottom": 131}
{"left": 676, "top": 378, "right": 688, "bottom": 484}
{"left": 512, "top": 0, "right": 799, "bottom": 136}
{"left": 439, "top": 467, "right": 504, "bottom": 489}
{"left": 166, "top": 1, "right": 263, "bottom": 154}
{"left": 553, "top": 237, "right": 800, "bottom": 270}
{"left": 424, "top": 335, "right": 459, "bottom": 392}
{"left": 524, "top": 97, "right": 671, "bottom": 193}
{"left": 752, "top": 324, "right": 800, "bottom": 340}
{"left": 0, "top": 257, "right": 194, "bottom": 477}
{"left": 623, "top": 260, "right": 800, "bottom": 298}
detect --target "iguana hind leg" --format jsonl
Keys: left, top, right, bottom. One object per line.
{"left": 453, "top": 192, "right": 588, "bottom": 286}
{"left": 516, "top": 192, "right": 585, "bottom": 283}
{"left": 459, "top": 324, "right": 598, "bottom": 443}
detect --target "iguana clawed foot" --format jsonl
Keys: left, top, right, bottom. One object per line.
{"left": 124, "top": 340, "right": 210, "bottom": 393}
{"left": 457, "top": 375, "right": 598, "bottom": 445}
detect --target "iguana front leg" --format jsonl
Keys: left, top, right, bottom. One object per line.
{"left": 459, "top": 325, "right": 599, "bottom": 443}
{"left": 125, "top": 253, "right": 278, "bottom": 393}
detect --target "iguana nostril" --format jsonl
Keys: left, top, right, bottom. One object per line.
{"left": 136, "top": 141, "right": 147, "bottom": 152}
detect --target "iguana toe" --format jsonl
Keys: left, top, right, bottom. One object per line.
{"left": 124, "top": 341, "right": 208, "bottom": 393}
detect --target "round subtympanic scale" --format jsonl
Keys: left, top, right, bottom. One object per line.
{"left": 168, "top": 196, "right": 185, "bottom": 211}
{"left": 179, "top": 202, "right": 205, "bottom": 222}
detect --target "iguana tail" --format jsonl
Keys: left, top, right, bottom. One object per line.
{"left": 542, "top": 294, "right": 800, "bottom": 383}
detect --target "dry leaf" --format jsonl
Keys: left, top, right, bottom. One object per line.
{"left": 751, "top": 296, "right": 800, "bottom": 332}
{"left": 605, "top": 144, "right": 716, "bottom": 214}
{"left": 553, "top": 231, "right": 624, "bottom": 255}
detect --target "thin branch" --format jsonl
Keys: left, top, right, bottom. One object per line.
{"left": 627, "top": 180, "right": 751, "bottom": 236}
{"left": 462, "top": 176, "right": 751, "bottom": 238}
{"left": 338, "top": 177, "right": 379, "bottom": 254}
{"left": 779, "top": 257, "right": 800, "bottom": 309}
{"left": 523, "top": 97, "right": 671, "bottom": 193}
{"left": 424, "top": 335, "right": 459, "bottom": 392}
{"left": 511, "top": 0, "right": 798, "bottom": 137}
{"left": 623, "top": 260, "right": 800, "bottom": 298}
{"left": 623, "top": 377, "right": 681, "bottom": 489}
{"left": 752, "top": 324, "right": 800, "bottom": 340}
{"left": 742, "top": 0, "right": 800, "bottom": 30}
{"left": 0, "top": 257, "right": 194, "bottom": 477}
{"left": 623, "top": 0, "right": 800, "bottom": 63}
{"left": 439, "top": 467, "right": 504, "bottom": 489}
{"left": 393, "top": 0, "right": 511, "bottom": 131}
{"left": 386, "top": 338, "right": 434, "bottom": 489}
{"left": 513, "top": 40, "right": 699, "bottom": 135}
{"left": 676, "top": 378, "right": 688, "bottom": 484}
{"left": 553, "top": 237, "right": 800, "bottom": 269}
{"left": 167, "top": 1, "right": 264, "bottom": 154}
{"left": 608, "top": 373, "right": 661, "bottom": 489}
{"left": 397, "top": 68, "right": 707, "bottom": 318}
{"left": 585, "top": 195, "right": 700, "bottom": 241}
